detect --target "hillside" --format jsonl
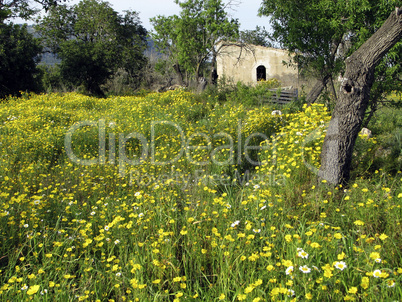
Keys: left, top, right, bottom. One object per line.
{"left": 0, "top": 89, "right": 401, "bottom": 301}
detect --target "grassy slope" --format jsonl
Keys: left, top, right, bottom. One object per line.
{"left": 0, "top": 89, "right": 401, "bottom": 301}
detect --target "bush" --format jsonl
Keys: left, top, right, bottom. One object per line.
{"left": 38, "top": 64, "right": 70, "bottom": 93}
{"left": 0, "top": 23, "right": 42, "bottom": 99}
{"left": 229, "top": 79, "right": 281, "bottom": 107}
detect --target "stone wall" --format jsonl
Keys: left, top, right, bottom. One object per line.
{"left": 216, "top": 42, "right": 299, "bottom": 88}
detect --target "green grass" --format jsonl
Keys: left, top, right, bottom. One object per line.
{"left": 0, "top": 89, "right": 401, "bottom": 301}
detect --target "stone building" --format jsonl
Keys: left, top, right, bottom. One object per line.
{"left": 216, "top": 42, "right": 299, "bottom": 87}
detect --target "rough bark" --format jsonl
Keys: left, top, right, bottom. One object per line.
{"left": 319, "top": 8, "right": 402, "bottom": 185}
{"left": 197, "top": 77, "right": 207, "bottom": 93}
{"left": 173, "top": 63, "right": 185, "bottom": 86}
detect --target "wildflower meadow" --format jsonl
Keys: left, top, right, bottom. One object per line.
{"left": 0, "top": 89, "right": 401, "bottom": 301}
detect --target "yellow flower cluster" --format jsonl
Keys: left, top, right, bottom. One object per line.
{"left": 0, "top": 91, "right": 400, "bottom": 301}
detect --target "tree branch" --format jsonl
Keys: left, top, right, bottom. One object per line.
{"left": 306, "top": 38, "right": 342, "bottom": 105}
{"left": 348, "top": 8, "right": 402, "bottom": 70}
{"left": 319, "top": 8, "right": 402, "bottom": 185}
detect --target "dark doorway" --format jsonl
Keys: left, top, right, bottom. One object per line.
{"left": 256, "top": 65, "right": 266, "bottom": 81}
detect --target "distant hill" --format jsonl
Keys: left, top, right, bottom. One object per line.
{"left": 26, "top": 25, "right": 61, "bottom": 66}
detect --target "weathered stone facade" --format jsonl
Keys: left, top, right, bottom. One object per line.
{"left": 216, "top": 42, "right": 299, "bottom": 87}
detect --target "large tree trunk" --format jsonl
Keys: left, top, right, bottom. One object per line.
{"left": 319, "top": 8, "right": 402, "bottom": 185}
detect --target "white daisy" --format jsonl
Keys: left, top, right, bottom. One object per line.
{"left": 230, "top": 220, "right": 240, "bottom": 228}
{"left": 287, "top": 289, "right": 295, "bottom": 297}
{"left": 285, "top": 266, "right": 294, "bottom": 275}
{"left": 297, "top": 249, "right": 309, "bottom": 259}
{"left": 299, "top": 265, "right": 311, "bottom": 274}
{"left": 372, "top": 269, "right": 382, "bottom": 278}
{"left": 334, "top": 261, "right": 347, "bottom": 270}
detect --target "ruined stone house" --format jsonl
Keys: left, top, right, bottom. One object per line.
{"left": 216, "top": 42, "right": 299, "bottom": 88}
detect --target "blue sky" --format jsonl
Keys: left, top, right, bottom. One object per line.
{"left": 116, "top": 0, "right": 268, "bottom": 31}
{"left": 14, "top": 0, "right": 269, "bottom": 31}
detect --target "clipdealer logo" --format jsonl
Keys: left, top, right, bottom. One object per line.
{"left": 64, "top": 119, "right": 277, "bottom": 178}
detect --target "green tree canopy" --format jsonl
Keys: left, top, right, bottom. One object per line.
{"left": 0, "top": 0, "right": 64, "bottom": 98}
{"left": 239, "top": 26, "right": 272, "bottom": 47}
{"left": 0, "top": 0, "right": 64, "bottom": 22}
{"left": 0, "top": 23, "right": 42, "bottom": 98}
{"left": 319, "top": 9, "right": 401, "bottom": 185}
{"left": 150, "top": 0, "right": 239, "bottom": 86}
{"left": 37, "top": 0, "right": 148, "bottom": 96}
{"left": 259, "top": 0, "right": 402, "bottom": 107}
{"left": 259, "top": 1, "right": 402, "bottom": 185}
